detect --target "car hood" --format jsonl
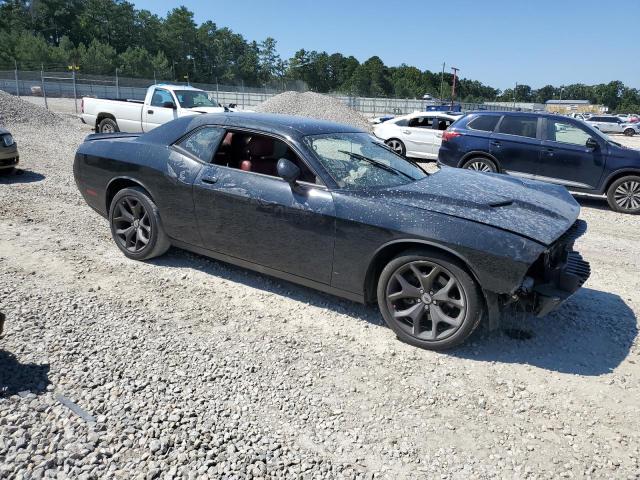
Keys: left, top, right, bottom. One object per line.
{"left": 383, "top": 167, "right": 579, "bottom": 245}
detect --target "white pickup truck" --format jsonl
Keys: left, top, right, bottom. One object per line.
{"left": 81, "top": 84, "right": 227, "bottom": 133}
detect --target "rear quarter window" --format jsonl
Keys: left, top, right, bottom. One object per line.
{"left": 497, "top": 115, "right": 538, "bottom": 138}
{"left": 177, "top": 126, "right": 225, "bottom": 162}
{"left": 467, "top": 115, "right": 500, "bottom": 132}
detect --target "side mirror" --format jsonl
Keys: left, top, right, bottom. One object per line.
{"left": 277, "top": 158, "right": 300, "bottom": 186}
{"left": 163, "top": 101, "right": 177, "bottom": 109}
{"left": 586, "top": 138, "right": 598, "bottom": 149}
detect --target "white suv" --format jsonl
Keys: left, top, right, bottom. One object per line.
{"left": 374, "top": 112, "right": 460, "bottom": 159}
{"left": 586, "top": 115, "right": 639, "bottom": 136}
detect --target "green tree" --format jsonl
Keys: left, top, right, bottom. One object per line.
{"left": 161, "top": 6, "right": 197, "bottom": 79}
{"left": 118, "top": 46, "right": 153, "bottom": 77}
{"left": 80, "top": 39, "right": 116, "bottom": 74}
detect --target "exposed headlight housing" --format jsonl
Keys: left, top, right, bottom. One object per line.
{"left": 2, "top": 134, "right": 14, "bottom": 147}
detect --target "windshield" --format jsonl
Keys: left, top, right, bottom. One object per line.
{"left": 303, "top": 132, "right": 427, "bottom": 189}
{"left": 174, "top": 90, "right": 219, "bottom": 108}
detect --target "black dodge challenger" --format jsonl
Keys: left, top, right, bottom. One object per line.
{"left": 74, "top": 112, "right": 590, "bottom": 350}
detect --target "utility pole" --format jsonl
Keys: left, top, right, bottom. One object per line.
{"left": 450, "top": 66, "right": 459, "bottom": 108}
{"left": 439, "top": 62, "right": 445, "bottom": 102}
{"left": 14, "top": 59, "right": 19, "bottom": 97}
{"left": 513, "top": 82, "right": 518, "bottom": 108}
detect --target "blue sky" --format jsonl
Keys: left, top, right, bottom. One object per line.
{"left": 133, "top": 0, "right": 640, "bottom": 90}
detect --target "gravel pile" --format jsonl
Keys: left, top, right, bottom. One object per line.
{"left": 1, "top": 111, "right": 639, "bottom": 478}
{"left": 0, "top": 90, "right": 62, "bottom": 127}
{"left": 254, "top": 91, "right": 372, "bottom": 131}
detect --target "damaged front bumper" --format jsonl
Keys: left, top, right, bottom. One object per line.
{"left": 519, "top": 219, "right": 591, "bottom": 316}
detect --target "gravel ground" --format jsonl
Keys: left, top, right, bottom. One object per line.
{"left": 1, "top": 97, "right": 639, "bottom": 479}
{"left": 0, "top": 91, "right": 62, "bottom": 127}
{"left": 253, "top": 92, "right": 372, "bottom": 132}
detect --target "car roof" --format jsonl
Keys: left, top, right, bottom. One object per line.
{"left": 211, "top": 112, "right": 366, "bottom": 135}
{"left": 394, "top": 111, "right": 458, "bottom": 120}
{"left": 143, "top": 112, "right": 367, "bottom": 145}
{"left": 155, "top": 84, "right": 204, "bottom": 92}
{"left": 465, "top": 111, "right": 583, "bottom": 120}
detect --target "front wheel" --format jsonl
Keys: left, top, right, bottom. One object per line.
{"left": 385, "top": 138, "right": 406, "bottom": 156}
{"left": 109, "top": 187, "right": 170, "bottom": 260}
{"left": 462, "top": 157, "right": 497, "bottom": 173}
{"left": 606, "top": 176, "right": 640, "bottom": 214}
{"left": 623, "top": 128, "right": 635, "bottom": 136}
{"left": 377, "top": 250, "right": 483, "bottom": 350}
{"left": 98, "top": 118, "right": 119, "bottom": 134}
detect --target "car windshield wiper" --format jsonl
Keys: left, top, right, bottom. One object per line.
{"left": 376, "top": 142, "right": 427, "bottom": 173}
{"left": 338, "top": 150, "right": 414, "bottom": 180}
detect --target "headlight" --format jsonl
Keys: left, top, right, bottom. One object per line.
{"left": 2, "top": 134, "right": 14, "bottom": 147}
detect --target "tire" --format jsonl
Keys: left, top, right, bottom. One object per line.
{"left": 376, "top": 249, "right": 483, "bottom": 351}
{"left": 98, "top": 118, "right": 119, "bottom": 134}
{"left": 109, "top": 187, "right": 170, "bottom": 260}
{"left": 461, "top": 157, "right": 497, "bottom": 173}
{"left": 606, "top": 175, "right": 640, "bottom": 214}
{"left": 385, "top": 138, "right": 406, "bottom": 156}
{"left": 623, "top": 128, "right": 635, "bottom": 137}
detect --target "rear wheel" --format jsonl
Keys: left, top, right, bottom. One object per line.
{"left": 109, "top": 187, "right": 170, "bottom": 260}
{"left": 377, "top": 250, "right": 483, "bottom": 350}
{"left": 623, "top": 128, "right": 635, "bottom": 136}
{"left": 462, "top": 157, "right": 497, "bottom": 173}
{"left": 606, "top": 175, "right": 640, "bottom": 214}
{"left": 98, "top": 118, "right": 119, "bottom": 134}
{"left": 385, "top": 138, "right": 406, "bottom": 156}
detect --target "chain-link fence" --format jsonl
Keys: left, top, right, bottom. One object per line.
{"left": 0, "top": 68, "right": 528, "bottom": 116}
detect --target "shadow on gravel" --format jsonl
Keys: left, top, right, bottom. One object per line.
{"left": 0, "top": 350, "right": 50, "bottom": 397}
{"left": 0, "top": 168, "right": 46, "bottom": 184}
{"left": 455, "top": 287, "right": 637, "bottom": 376}
{"left": 149, "top": 250, "right": 636, "bottom": 375}
{"left": 150, "top": 248, "right": 384, "bottom": 327}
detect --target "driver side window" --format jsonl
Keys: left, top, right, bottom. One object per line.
{"left": 150, "top": 89, "right": 174, "bottom": 108}
{"left": 548, "top": 120, "right": 593, "bottom": 146}
{"left": 212, "top": 131, "right": 320, "bottom": 184}
{"left": 408, "top": 116, "right": 434, "bottom": 128}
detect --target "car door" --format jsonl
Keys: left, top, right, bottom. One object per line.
{"left": 539, "top": 118, "right": 605, "bottom": 190}
{"left": 143, "top": 88, "right": 178, "bottom": 131}
{"left": 192, "top": 132, "right": 336, "bottom": 284}
{"left": 431, "top": 116, "right": 455, "bottom": 155}
{"left": 490, "top": 115, "right": 542, "bottom": 176}
{"left": 402, "top": 115, "right": 438, "bottom": 159}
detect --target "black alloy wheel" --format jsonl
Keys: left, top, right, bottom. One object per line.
{"left": 462, "top": 157, "right": 497, "bottom": 173}
{"left": 385, "top": 138, "right": 406, "bottom": 156}
{"left": 112, "top": 196, "right": 152, "bottom": 253}
{"left": 377, "top": 251, "right": 483, "bottom": 350}
{"left": 607, "top": 176, "right": 640, "bottom": 214}
{"left": 109, "top": 187, "right": 170, "bottom": 260}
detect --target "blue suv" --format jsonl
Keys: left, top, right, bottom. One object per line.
{"left": 438, "top": 112, "right": 640, "bottom": 214}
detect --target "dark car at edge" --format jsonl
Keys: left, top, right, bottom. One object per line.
{"left": 73, "top": 112, "right": 590, "bottom": 350}
{"left": 438, "top": 111, "right": 640, "bottom": 214}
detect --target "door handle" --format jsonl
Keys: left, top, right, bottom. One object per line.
{"left": 402, "top": 130, "right": 411, "bottom": 135}
{"left": 543, "top": 148, "right": 554, "bottom": 156}
{"left": 490, "top": 141, "right": 501, "bottom": 146}
{"left": 148, "top": 109, "right": 154, "bottom": 114}
{"left": 201, "top": 175, "right": 218, "bottom": 184}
